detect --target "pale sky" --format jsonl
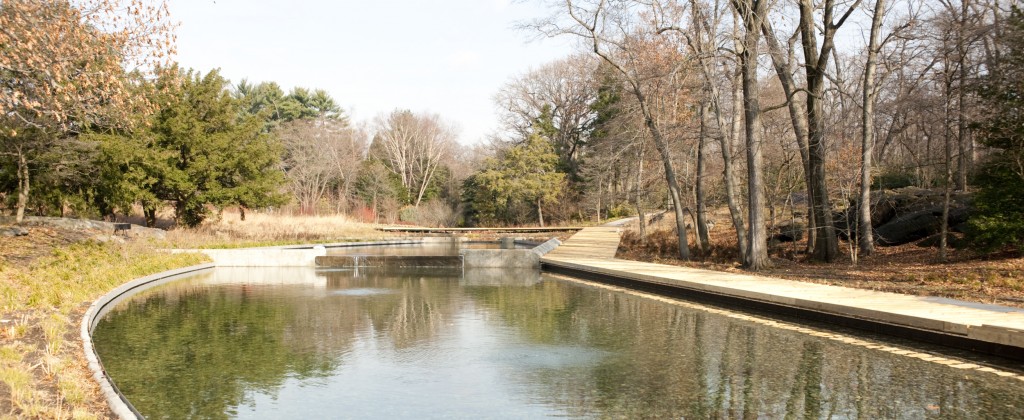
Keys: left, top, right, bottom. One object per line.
{"left": 168, "top": 0, "right": 578, "bottom": 144}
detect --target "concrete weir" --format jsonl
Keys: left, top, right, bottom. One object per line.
{"left": 309, "top": 237, "right": 563, "bottom": 269}
{"left": 316, "top": 255, "right": 464, "bottom": 268}
{"left": 181, "top": 237, "right": 564, "bottom": 269}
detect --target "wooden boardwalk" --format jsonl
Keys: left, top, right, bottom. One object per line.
{"left": 541, "top": 227, "right": 1024, "bottom": 358}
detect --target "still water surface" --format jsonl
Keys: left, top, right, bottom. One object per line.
{"left": 92, "top": 267, "right": 1024, "bottom": 419}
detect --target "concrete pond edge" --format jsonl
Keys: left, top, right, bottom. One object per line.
{"left": 81, "top": 263, "right": 216, "bottom": 420}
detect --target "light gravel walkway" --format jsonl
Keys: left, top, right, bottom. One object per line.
{"left": 541, "top": 227, "right": 1024, "bottom": 355}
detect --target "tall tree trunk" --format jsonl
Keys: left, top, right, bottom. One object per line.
{"left": 15, "top": 147, "right": 29, "bottom": 223}
{"left": 684, "top": 4, "right": 746, "bottom": 260}
{"left": 858, "top": 0, "right": 887, "bottom": 256}
{"left": 956, "top": 0, "right": 971, "bottom": 191}
{"left": 635, "top": 146, "right": 647, "bottom": 245}
{"left": 761, "top": 20, "right": 815, "bottom": 253}
{"left": 696, "top": 100, "right": 711, "bottom": 253}
{"left": 941, "top": 76, "right": 954, "bottom": 261}
{"left": 734, "top": 0, "right": 770, "bottom": 270}
{"left": 798, "top": 0, "right": 857, "bottom": 262}
{"left": 726, "top": 24, "right": 749, "bottom": 262}
{"left": 636, "top": 89, "right": 691, "bottom": 260}
{"left": 537, "top": 198, "right": 545, "bottom": 227}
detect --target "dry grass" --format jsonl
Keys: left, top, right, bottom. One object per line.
{"left": 1, "top": 236, "right": 209, "bottom": 418}
{"left": 167, "top": 210, "right": 390, "bottom": 248}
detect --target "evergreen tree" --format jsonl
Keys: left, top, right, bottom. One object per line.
{"left": 467, "top": 134, "right": 566, "bottom": 226}
{"left": 969, "top": 7, "right": 1024, "bottom": 252}
{"left": 143, "top": 67, "right": 286, "bottom": 227}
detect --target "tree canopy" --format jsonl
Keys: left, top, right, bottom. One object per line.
{"left": 0, "top": 0, "right": 174, "bottom": 221}
{"left": 465, "top": 134, "right": 565, "bottom": 226}
{"left": 969, "top": 7, "right": 1024, "bottom": 252}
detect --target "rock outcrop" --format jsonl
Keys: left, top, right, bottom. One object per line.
{"left": 0, "top": 216, "right": 167, "bottom": 240}
{"left": 834, "top": 187, "right": 973, "bottom": 246}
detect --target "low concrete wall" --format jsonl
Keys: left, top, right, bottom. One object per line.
{"left": 460, "top": 237, "right": 562, "bottom": 269}
{"left": 461, "top": 249, "right": 539, "bottom": 268}
{"left": 316, "top": 255, "right": 463, "bottom": 268}
{"left": 531, "top": 238, "right": 562, "bottom": 256}
{"left": 81, "top": 263, "right": 216, "bottom": 420}
{"left": 176, "top": 238, "right": 474, "bottom": 268}
{"left": 462, "top": 267, "right": 542, "bottom": 286}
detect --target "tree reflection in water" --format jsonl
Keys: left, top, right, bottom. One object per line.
{"left": 94, "top": 268, "right": 1024, "bottom": 419}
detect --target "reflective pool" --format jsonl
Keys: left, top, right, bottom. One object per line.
{"left": 92, "top": 267, "right": 1024, "bottom": 419}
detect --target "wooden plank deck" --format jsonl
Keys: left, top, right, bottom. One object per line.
{"left": 541, "top": 227, "right": 1024, "bottom": 354}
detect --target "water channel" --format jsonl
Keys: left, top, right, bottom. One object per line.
{"left": 92, "top": 266, "right": 1024, "bottom": 419}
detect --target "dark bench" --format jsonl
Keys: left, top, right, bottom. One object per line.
{"left": 113, "top": 223, "right": 132, "bottom": 236}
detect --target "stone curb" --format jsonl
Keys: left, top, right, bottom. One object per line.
{"left": 81, "top": 263, "right": 216, "bottom": 420}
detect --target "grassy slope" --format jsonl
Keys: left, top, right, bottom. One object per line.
{"left": 1, "top": 238, "right": 209, "bottom": 419}
{"left": 0, "top": 212, "right": 388, "bottom": 418}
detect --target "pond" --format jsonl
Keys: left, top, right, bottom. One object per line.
{"left": 92, "top": 267, "right": 1024, "bottom": 419}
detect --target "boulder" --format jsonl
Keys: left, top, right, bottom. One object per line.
{"left": 0, "top": 226, "right": 29, "bottom": 237}
{"left": 770, "top": 221, "right": 805, "bottom": 243}
{"left": 875, "top": 206, "right": 970, "bottom": 246}
{"left": 92, "top": 234, "right": 126, "bottom": 244}
{"left": 5, "top": 217, "right": 167, "bottom": 240}
{"left": 838, "top": 187, "right": 973, "bottom": 233}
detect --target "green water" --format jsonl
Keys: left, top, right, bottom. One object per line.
{"left": 92, "top": 267, "right": 1024, "bottom": 419}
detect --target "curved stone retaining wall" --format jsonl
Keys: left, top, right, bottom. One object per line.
{"left": 81, "top": 263, "right": 216, "bottom": 419}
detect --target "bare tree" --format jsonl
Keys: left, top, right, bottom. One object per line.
{"left": 761, "top": 16, "right": 816, "bottom": 253}
{"left": 857, "top": 0, "right": 889, "bottom": 255}
{"left": 657, "top": 0, "right": 749, "bottom": 259}
{"left": 371, "top": 110, "right": 458, "bottom": 207}
{"left": 731, "top": 0, "right": 771, "bottom": 269}
{"left": 536, "top": 0, "right": 693, "bottom": 260}
{"left": 494, "top": 54, "right": 598, "bottom": 177}
{"left": 280, "top": 119, "right": 366, "bottom": 214}
{"left": 796, "top": 0, "right": 863, "bottom": 262}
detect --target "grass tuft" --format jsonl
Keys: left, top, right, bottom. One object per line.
{"left": 41, "top": 313, "right": 67, "bottom": 356}
{"left": 0, "top": 365, "right": 33, "bottom": 406}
